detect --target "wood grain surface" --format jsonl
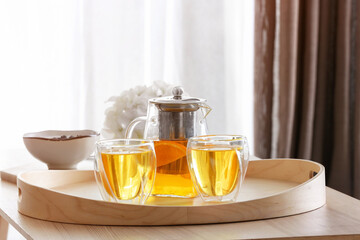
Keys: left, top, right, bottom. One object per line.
{"left": 0, "top": 214, "right": 9, "bottom": 240}
{"left": 1, "top": 152, "right": 360, "bottom": 239}
{"left": 2, "top": 181, "right": 360, "bottom": 239}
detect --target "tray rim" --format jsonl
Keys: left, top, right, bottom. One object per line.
{"left": 17, "top": 158, "right": 324, "bottom": 208}
{"left": 17, "top": 158, "right": 326, "bottom": 225}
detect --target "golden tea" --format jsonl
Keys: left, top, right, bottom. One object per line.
{"left": 152, "top": 140, "right": 197, "bottom": 197}
{"left": 189, "top": 147, "right": 239, "bottom": 197}
{"left": 100, "top": 148, "right": 153, "bottom": 200}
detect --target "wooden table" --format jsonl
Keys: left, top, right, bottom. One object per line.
{"left": 1, "top": 149, "right": 360, "bottom": 239}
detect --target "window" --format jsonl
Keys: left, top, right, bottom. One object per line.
{"left": 0, "top": 0, "right": 254, "bottom": 153}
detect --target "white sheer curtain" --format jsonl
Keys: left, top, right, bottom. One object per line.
{"left": 0, "top": 0, "right": 84, "bottom": 154}
{"left": 0, "top": 0, "right": 254, "bottom": 152}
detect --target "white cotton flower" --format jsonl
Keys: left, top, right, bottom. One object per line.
{"left": 101, "top": 81, "right": 176, "bottom": 139}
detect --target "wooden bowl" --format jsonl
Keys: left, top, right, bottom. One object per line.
{"left": 23, "top": 130, "right": 99, "bottom": 169}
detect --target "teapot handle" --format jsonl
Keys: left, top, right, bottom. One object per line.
{"left": 125, "top": 116, "right": 147, "bottom": 139}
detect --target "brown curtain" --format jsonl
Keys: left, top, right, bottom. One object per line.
{"left": 254, "top": 0, "right": 360, "bottom": 198}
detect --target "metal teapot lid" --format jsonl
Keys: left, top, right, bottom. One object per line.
{"left": 149, "top": 86, "right": 206, "bottom": 112}
{"left": 149, "top": 86, "right": 211, "bottom": 140}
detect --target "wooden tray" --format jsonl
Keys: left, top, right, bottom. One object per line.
{"left": 17, "top": 159, "right": 326, "bottom": 226}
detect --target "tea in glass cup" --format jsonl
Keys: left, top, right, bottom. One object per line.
{"left": 187, "top": 135, "right": 249, "bottom": 202}
{"left": 94, "top": 139, "right": 156, "bottom": 204}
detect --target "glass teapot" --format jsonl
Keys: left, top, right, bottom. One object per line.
{"left": 125, "top": 86, "right": 211, "bottom": 198}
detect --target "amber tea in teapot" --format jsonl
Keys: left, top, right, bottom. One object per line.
{"left": 126, "top": 86, "right": 211, "bottom": 198}
{"left": 153, "top": 139, "right": 196, "bottom": 197}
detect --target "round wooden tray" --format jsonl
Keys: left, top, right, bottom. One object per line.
{"left": 17, "top": 159, "right": 326, "bottom": 225}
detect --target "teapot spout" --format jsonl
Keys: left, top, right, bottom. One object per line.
{"left": 199, "top": 103, "right": 212, "bottom": 123}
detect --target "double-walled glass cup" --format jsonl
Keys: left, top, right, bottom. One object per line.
{"left": 94, "top": 139, "right": 156, "bottom": 205}
{"left": 187, "top": 135, "right": 249, "bottom": 202}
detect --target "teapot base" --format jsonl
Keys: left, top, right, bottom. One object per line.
{"left": 152, "top": 140, "right": 197, "bottom": 198}
{"left": 150, "top": 194, "right": 196, "bottom": 199}
{"left": 151, "top": 172, "right": 197, "bottom": 198}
